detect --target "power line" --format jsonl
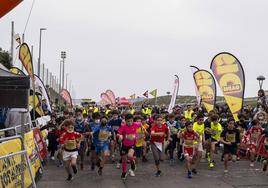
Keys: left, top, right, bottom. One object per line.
{"left": 23, "top": 0, "right": 36, "bottom": 35}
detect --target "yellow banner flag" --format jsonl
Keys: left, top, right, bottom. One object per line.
{"left": 19, "top": 43, "right": 34, "bottom": 79}
{"left": 211, "top": 52, "right": 245, "bottom": 121}
{"left": 193, "top": 70, "right": 216, "bottom": 113}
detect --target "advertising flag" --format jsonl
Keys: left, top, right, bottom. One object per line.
{"left": 143, "top": 90, "right": 149, "bottom": 98}
{"left": 210, "top": 52, "right": 245, "bottom": 121}
{"left": 190, "top": 65, "right": 201, "bottom": 106}
{"left": 193, "top": 70, "right": 216, "bottom": 113}
{"left": 100, "top": 93, "right": 112, "bottom": 105}
{"left": 168, "top": 75, "right": 179, "bottom": 113}
{"left": 19, "top": 43, "right": 34, "bottom": 79}
{"left": 150, "top": 89, "right": 157, "bottom": 98}
{"left": 105, "top": 89, "right": 116, "bottom": 105}
{"left": 10, "top": 66, "right": 26, "bottom": 75}
{"left": 61, "top": 89, "right": 73, "bottom": 107}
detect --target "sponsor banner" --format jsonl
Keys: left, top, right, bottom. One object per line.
{"left": 168, "top": 75, "right": 179, "bottom": 113}
{"left": 33, "top": 128, "right": 48, "bottom": 161}
{"left": 19, "top": 43, "right": 34, "bottom": 79}
{"left": 100, "top": 93, "right": 112, "bottom": 105}
{"left": 190, "top": 65, "right": 201, "bottom": 106}
{"left": 105, "top": 90, "right": 116, "bottom": 105}
{"left": 211, "top": 52, "right": 245, "bottom": 121}
{"left": 193, "top": 70, "right": 216, "bottom": 113}
{"left": 60, "top": 89, "right": 73, "bottom": 107}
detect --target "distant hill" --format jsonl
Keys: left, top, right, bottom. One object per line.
{"left": 134, "top": 95, "right": 258, "bottom": 107}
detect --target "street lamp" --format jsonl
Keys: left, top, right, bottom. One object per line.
{"left": 38, "top": 28, "right": 47, "bottom": 77}
{"left": 257, "top": 75, "right": 265, "bottom": 89}
{"left": 66, "top": 73, "right": 69, "bottom": 90}
{"left": 61, "top": 51, "right": 66, "bottom": 89}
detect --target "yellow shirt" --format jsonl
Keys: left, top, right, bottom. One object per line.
{"left": 210, "top": 122, "right": 222, "bottom": 141}
{"left": 136, "top": 126, "right": 144, "bottom": 147}
{"left": 184, "top": 110, "right": 194, "bottom": 120}
{"left": 193, "top": 122, "right": 204, "bottom": 144}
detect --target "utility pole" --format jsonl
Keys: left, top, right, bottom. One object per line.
{"left": 10, "top": 21, "right": 14, "bottom": 65}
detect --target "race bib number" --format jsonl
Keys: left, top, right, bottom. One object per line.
{"left": 226, "top": 133, "right": 236, "bottom": 143}
{"left": 65, "top": 140, "right": 77, "bottom": 150}
{"left": 252, "top": 131, "right": 260, "bottom": 140}
{"left": 185, "top": 139, "right": 193, "bottom": 146}
{"left": 170, "top": 126, "right": 178, "bottom": 135}
{"left": 126, "top": 134, "right": 135, "bottom": 141}
{"left": 99, "top": 131, "right": 109, "bottom": 141}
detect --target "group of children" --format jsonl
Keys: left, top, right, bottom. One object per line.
{"left": 45, "top": 107, "right": 268, "bottom": 181}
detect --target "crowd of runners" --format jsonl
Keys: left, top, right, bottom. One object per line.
{"left": 42, "top": 89, "right": 268, "bottom": 181}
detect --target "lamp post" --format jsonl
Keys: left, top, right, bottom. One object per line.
{"left": 66, "top": 73, "right": 69, "bottom": 91}
{"left": 61, "top": 51, "right": 66, "bottom": 89}
{"left": 59, "top": 60, "right": 62, "bottom": 91}
{"left": 38, "top": 28, "right": 47, "bottom": 77}
{"left": 257, "top": 75, "right": 265, "bottom": 89}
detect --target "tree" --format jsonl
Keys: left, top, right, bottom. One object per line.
{"left": 0, "top": 48, "right": 12, "bottom": 69}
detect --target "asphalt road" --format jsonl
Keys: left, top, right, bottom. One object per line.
{"left": 38, "top": 153, "right": 268, "bottom": 188}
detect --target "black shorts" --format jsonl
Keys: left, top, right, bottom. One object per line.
{"left": 135, "top": 146, "right": 143, "bottom": 158}
{"left": 120, "top": 145, "right": 135, "bottom": 156}
{"left": 224, "top": 145, "right": 237, "bottom": 155}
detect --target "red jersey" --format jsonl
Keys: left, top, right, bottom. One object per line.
{"left": 150, "top": 124, "right": 169, "bottom": 144}
{"left": 245, "top": 127, "right": 263, "bottom": 145}
{"left": 60, "top": 131, "right": 81, "bottom": 151}
{"left": 182, "top": 130, "right": 198, "bottom": 147}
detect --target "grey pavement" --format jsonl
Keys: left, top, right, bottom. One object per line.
{"left": 38, "top": 154, "right": 268, "bottom": 188}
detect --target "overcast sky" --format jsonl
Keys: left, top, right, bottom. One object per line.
{"left": 1, "top": 0, "right": 268, "bottom": 101}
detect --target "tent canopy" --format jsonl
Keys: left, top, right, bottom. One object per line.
{"left": 0, "top": 68, "right": 30, "bottom": 108}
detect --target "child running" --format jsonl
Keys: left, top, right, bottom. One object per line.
{"left": 220, "top": 118, "right": 240, "bottom": 173}
{"left": 150, "top": 115, "right": 169, "bottom": 177}
{"left": 244, "top": 119, "right": 263, "bottom": 167}
{"left": 118, "top": 114, "right": 140, "bottom": 179}
{"left": 181, "top": 121, "right": 199, "bottom": 178}
{"left": 91, "top": 115, "right": 114, "bottom": 175}
{"left": 60, "top": 119, "right": 82, "bottom": 181}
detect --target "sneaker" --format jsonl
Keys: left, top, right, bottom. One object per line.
{"left": 98, "top": 167, "right": 103, "bottom": 176}
{"left": 209, "top": 162, "right": 214, "bottom": 169}
{"left": 121, "top": 172, "right": 127, "bottom": 180}
{"left": 192, "top": 169, "right": 197, "bottom": 174}
{"left": 116, "top": 163, "right": 121, "bottom": 169}
{"left": 72, "top": 166, "right": 78, "bottom": 174}
{"left": 187, "top": 171, "right": 192, "bottom": 179}
{"left": 129, "top": 169, "right": 135, "bottom": 177}
{"left": 66, "top": 174, "right": 73, "bottom": 181}
{"left": 250, "top": 163, "right": 254, "bottom": 167}
{"left": 154, "top": 170, "right": 161, "bottom": 177}
{"left": 224, "top": 169, "right": 228, "bottom": 174}
{"left": 91, "top": 164, "right": 95, "bottom": 171}
{"left": 51, "top": 156, "right": 55, "bottom": 161}
{"left": 80, "top": 164, "right": 84, "bottom": 171}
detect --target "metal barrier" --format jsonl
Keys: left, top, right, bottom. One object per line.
{"left": 0, "top": 135, "right": 37, "bottom": 188}
{"left": 0, "top": 123, "right": 31, "bottom": 137}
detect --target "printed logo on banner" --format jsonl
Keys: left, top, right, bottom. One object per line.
{"left": 211, "top": 52, "right": 245, "bottom": 121}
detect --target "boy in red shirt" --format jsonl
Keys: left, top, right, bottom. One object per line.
{"left": 181, "top": 121, "right": 199, "bottom": 178}
{"left": 150, "top": 115, "right": 169, "bottom": 177}
{"left": 60, "top": 119, "right": 81, "bottom": 181}
{"left": 244, "top": 119, "right": 263, "bottom": 167}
